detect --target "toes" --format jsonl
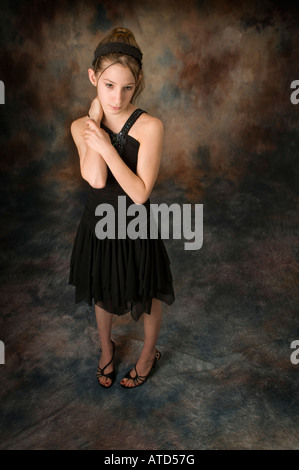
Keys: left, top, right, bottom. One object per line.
{"left": 121, "top": 378, "right": 131, "bottom": 388}
{"left": 98, "top": 376, "right": 111, "bottom": 387}
{"left": 121, "top": 378, "right": 137, "bottom": 388}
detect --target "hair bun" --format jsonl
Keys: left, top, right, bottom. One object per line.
{"left": 113, "top": 27, "right": 134, "bottom": 39}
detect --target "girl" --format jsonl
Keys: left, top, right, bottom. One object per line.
{"left": 69, "top": 27, "right": 175, "bottom": 389}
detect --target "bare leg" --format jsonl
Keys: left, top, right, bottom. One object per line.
{"left": 95, "top": 303, "right": 114, "bottom": 387}
{"left": 120, "top": 298, "right": 162, "bottom": 387}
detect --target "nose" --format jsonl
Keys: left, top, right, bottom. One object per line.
{"left": 114, "top": 88, "right": 123, "bottom": 106}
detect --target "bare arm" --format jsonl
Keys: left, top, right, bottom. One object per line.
{"left": 70, "top": 98, "right": 108, "bottom": 188}
{"left": 84, "top": 116, "right": 164, "bottom": 204}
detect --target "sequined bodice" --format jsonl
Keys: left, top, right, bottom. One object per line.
{"left": 100, "top": 108, "right": 145, "bottom": 156}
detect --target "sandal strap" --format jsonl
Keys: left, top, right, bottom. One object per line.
{"left": 97, "top": 367, "right": 115, "bottom": 380}
{"left": 97, "top": 341, "right": 115, "bottom": 375}
{"left": 121, "top": 349, "right": 161, "bottom": 388}
{"left": 132, "top": 365, "right": 147, "bottom": 385}
{"left": 130, "top": 350, "right": 161, "bottom": 385}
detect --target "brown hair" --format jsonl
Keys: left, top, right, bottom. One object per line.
{"left": 93, "top": 27, "right": 145, "bottom": 103}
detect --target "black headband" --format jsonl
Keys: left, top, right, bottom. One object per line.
{"left": 92, "top": 42, "right": 143, "bottom": 68}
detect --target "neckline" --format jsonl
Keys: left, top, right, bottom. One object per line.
{"left": 100, "top": 108, "right": 142, "bottom": 136}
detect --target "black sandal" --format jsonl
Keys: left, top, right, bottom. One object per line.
{"left": 97, "top": 340, "right": 116, "bottom": 388}
{"left": 120, "top": 350, "right": 161, "bottom": 389}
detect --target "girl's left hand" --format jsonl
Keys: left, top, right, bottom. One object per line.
{"left": 83, "top": 119, "right": 111, "bottom": 154}
{"left": 88, "top": 97, "right": 103, "bottom": 124}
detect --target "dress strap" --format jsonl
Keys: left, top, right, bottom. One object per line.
{"left": 101, "top": 108, "right": 146, "bottom": 156}
{"left": 120, "top": 108, "right": 146, "bottom": 136}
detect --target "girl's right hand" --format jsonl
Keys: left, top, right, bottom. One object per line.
{"left": 88, "top": 96, "right": 103, "bottom": 124}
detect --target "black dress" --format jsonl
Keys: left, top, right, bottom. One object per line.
{"left": 68, "top": 108, "right": 175, "bottom": 321}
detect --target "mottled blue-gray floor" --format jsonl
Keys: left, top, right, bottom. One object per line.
{"left": 0, "top": 170, "right": 298, "bottom": 450}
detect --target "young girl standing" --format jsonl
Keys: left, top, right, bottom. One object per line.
{"left": 69, "top": 27, "right": 175, "bottom": 389}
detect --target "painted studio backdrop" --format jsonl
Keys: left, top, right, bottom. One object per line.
{"left": 0, "top": 0, "right": 298, "bottom": 450}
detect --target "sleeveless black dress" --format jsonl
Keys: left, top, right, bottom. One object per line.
{"left": 68, "top": 108, "right": 175, "bottom": 321}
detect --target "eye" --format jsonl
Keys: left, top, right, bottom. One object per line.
{"left": 105, "top": 83, "right": 113, "bottom": 88}
{"left": 125, "top": 86, "right": 133, "bottom": 91}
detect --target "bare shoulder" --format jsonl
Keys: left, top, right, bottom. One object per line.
{"left": 133, "top": 112, "right": 164, "bottom": 142}
{"left": 70, "top": 116, "right": 89, "bottom": 142}
{"left": 139, "top": 112, "right": 164, "bottom": 131}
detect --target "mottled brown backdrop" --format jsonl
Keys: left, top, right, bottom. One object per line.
{"left": 1, "top": 0, "right": 298, "bottom": 202}
{"left": 0, "top": 0, "right": 298, "bottom": 451}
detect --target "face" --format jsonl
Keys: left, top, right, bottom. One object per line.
{"left": 89, "top": 62, "right": 137, "bottom": 115}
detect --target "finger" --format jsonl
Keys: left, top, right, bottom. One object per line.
{"left": 84, "top": 129, "right": 95, "bottom": 137}
{"left": 86, "top": 119, "right": 98, "bottom": 129}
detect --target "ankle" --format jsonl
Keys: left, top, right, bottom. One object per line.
{"left": 140, "top": 345, "right": 157, "bottom": 360}
{"left": 100, "top": 339, "right": 113, "bottom": 352}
